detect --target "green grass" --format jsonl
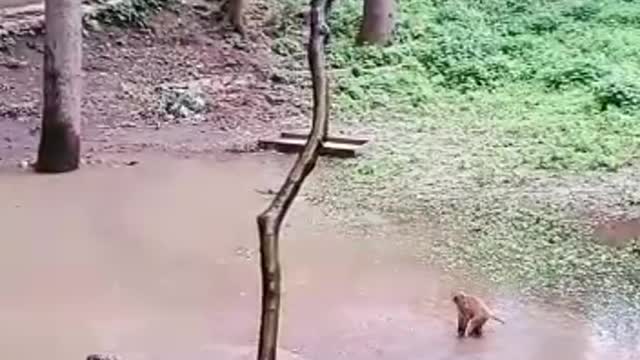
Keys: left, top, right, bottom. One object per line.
{"left": 274, "top": 0, "right": 640, "bottom": 317}
{"left": 328, "top": 0, "right": 640, "bottom": 171}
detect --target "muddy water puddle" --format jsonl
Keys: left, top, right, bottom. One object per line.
{"left": 0, "top": 154, "right": 636, "bottom": 360}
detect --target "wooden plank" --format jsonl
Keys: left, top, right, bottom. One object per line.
{"left": 261, "top": 137, "right": 362, "bottom": 151}
{"left": 258, "top": 137, "right": 362, "bottom": 158}
{"left": 280, "top": 131, "right": 369, "bottom": 145}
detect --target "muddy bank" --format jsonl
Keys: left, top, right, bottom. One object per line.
{"left": 0, "top": 153, "right": 635, "bottom": 359}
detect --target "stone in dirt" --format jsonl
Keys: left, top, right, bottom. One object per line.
{"left": 0, "top": 57, "right": 28, "bottom": 68}
{"left": 86, "top": 354, "right": 121, "bottom": 360}
{"left": 157, "top": 80, "right": 209, "bottom": 121}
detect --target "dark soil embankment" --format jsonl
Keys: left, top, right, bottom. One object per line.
{"left": 0, "top": 1, "right": 310, "bottom": 166}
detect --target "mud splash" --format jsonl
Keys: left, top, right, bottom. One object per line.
{"left": 0, "top": 154, "right": 635, "bottom": 360}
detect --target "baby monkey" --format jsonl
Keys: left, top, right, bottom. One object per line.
{"left": 452, "top": 291, "right": 505, "bottom": 338}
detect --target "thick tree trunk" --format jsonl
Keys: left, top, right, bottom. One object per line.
{"left": 357, "top": 0, "right": 394, "bottom": 45}
{"left": 229, "top": 0, "right": 247, "bottom": 35}
{"left": 255, "top": 1, "right": 332, "bottom": 360}
{"left": 35, "top": 0, "right": 82, "bottom": 173}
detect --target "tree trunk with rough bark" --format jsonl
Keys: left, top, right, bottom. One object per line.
{"left": 357, "top": 0, "right": 394, "bottom": 45}
{"left": 255, "top": 1, "right": 333, "bottom": 359}
{"left": 35, "top": 0, "right": 82, "bottom": 173}
{"left": 229, "top": 0, "right": 247, "bottom": 35}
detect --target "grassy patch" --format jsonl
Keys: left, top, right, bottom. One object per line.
{"left": 327, "top": 0, "right": 640, "bottom": 172}
{"left": 428, "top": 200, "right": 640, "bottom": 305}
{"left": 281, "top": 0, "right": 640, "bottom": 315}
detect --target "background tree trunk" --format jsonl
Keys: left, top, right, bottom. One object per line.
{"left": 229, "top": 0, "right": 247, "bottom": 35}
{"left": 35, "top": 0, "right": 82, "bottom": 173}
{"left": 356, "top": 0, "right": 394, "bottom": 45}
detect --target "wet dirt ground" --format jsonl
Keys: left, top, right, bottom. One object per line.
{"left": 0, "top": 153, "right": 636, "bottom": 360}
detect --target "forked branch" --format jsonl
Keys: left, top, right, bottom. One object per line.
{"left": 255, "top": 1, "right": 333, "bottom": 359}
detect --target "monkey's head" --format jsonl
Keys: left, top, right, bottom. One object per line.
{"left": 452, "top": 291, "right": 466, "bottom": 305}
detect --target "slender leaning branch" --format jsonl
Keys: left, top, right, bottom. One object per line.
{"left": 256, "top": 1, "right": 333, "bottom": 359}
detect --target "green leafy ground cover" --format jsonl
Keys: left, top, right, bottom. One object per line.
{"left": 271, "top": 0, "right": 640, "bottom": 316}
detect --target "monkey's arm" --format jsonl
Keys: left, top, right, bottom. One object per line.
{"left": 465, "top": 316, "right": 487, "bottom": 337}
{"left": 464, "top": 320, "right": 473, "bottom": 337}
{"left": 457, "top": 313, "right": 467, "bottom": 337}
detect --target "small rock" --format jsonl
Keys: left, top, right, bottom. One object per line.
{"left": 269, "top": 72, "right": 287, "bottom": 83}
{"left": 119, "top": 121, "right": 137, "bottom": 128}
{"left": 1, "top": 58, "right": 28, "bottom": 69}
{"left": 83, "top": 18, "right": 103, "bottom": 32}
{"left": 25, "top": 40, "right": 43, "bottom": 53}
{"left": 0, "top": 36, "right": 16, "bottom": 51}
{"left": 192, "top": 3, "right": 209, "bottom": 12}
{"left": 87, "top": 354, "right": 121, "bottom": 360}
{"left": 265, "top": 94, "right": 285, "bottom": 105}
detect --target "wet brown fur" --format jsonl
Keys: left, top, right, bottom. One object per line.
{"left": 452, "top": 291, "right": 505, "bottom": 338}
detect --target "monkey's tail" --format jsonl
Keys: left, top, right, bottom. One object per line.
{"left": 491, "top": 315, "right": 506, "bottom": 324}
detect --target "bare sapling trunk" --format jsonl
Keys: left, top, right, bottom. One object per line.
{"left": 357, "top": 0, "right": 395, "bottom": 45}
{"left": 35, "top": 0, "right": 82, "bottom": 173}
{"left": 229, "top": 0, "right": 247, "bottom": 35}
{"left": 256, "top": 0, "right": 333, "bottom": 359}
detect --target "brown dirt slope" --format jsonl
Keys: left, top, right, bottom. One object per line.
{"left": 0, "top": 2, "right": 310, "bottom": 166}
